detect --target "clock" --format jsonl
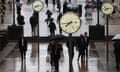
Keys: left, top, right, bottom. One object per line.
{"left": 101, "top": 3, "right": 114, "bottom": 15}
{"left": 32, "top": 0, "right": 43, "bottom": 12}
{"left": 60, "top": 12, "right": 81, "bottom": 33}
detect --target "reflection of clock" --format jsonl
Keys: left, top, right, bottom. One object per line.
{"left": 60, "top": 12, "right": 81, "bottom": 34}
{"left": 32, "top": 1, "right": 43, "bottom": 12}
{"left": 101, "top": 3, "right": 114, "bottom": 15}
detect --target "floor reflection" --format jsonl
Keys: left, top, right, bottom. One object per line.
{"left": 20, "top": 61, "right": 26, "bottom": 72}
{"left": 77, "top": 58, "right": 88, "bottom": 72}
{"left": 0, "top": 42, "right": 112, "bottom": 72}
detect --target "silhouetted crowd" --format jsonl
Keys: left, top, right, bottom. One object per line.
{"left": 46, "top": 32, "right": 89, "bottom": 72}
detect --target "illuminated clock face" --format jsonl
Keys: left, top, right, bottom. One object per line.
{"left": 32, "top": 1, "right": 43, "bottom": 12}
{"left": 60, "top": 12, "right": 81, "bottom": 34}
{"left": 101, "top": 3, "right": 114, "bottom": 15}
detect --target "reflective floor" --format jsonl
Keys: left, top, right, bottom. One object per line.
{"left": 0, "top": 0, "right": 120, "bottom": 72}
{"left": 0, "top": 42, "right": 118, "bottom": 72}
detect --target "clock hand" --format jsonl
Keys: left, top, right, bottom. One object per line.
{"left": 104, "top": 7, "right": 112, "bottom": 11}
{"left": 35, "top": 5, "right": 40, "bottom": 8}
{"left": 65, "top": 21, "right": 72, "bottom": 27}
{"left": 65, "top": 21, "right": 78, "bottom": 27}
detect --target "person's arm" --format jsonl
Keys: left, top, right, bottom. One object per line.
{"left": 47, "top": 44, "right": 51, "bottom": 54}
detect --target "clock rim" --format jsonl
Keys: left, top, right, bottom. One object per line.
{"left": 60, "top": 12, "right": 81, "bottom": 34}
{"left": 32, "top": 0, "right": 44, "bottom": 12}
{"left": 101, "top": 2, "right": 114, "bottom": 15}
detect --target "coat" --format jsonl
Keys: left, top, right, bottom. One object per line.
{"left": 18, "top": 37, "right": 27, "bottom": 52}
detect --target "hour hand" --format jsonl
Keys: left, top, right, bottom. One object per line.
{"left": 65, "top": 21, "right": 72, "bottom": 27}
{"left": 103, "top": 7, "right": 112, "bottom": 11}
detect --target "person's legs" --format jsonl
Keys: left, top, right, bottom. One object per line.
{"left": 86, "top": 47, "right": 88, "bottom": 57}
{"left": 115, "top": 55, "right": 119, "bottom": 70}
{"left": 24, "top": 51, "right": 26, "bottom": 60}
{"left": 31, "top": 26, "right": 34, "bottom": 37}
{"left": 54, "top": 59, "right": 59, "bottom": 72}
{"left": 20, "top": 51, "right": 24, "bottom": 62}
{"left": 81, "top": 55, "right": 85, "bottom": 62}
{"left": 50, "top": 56, "right": 55, "bottom": 70}
{"left": 77, "top": 52, "right": 80, "bottom": 62}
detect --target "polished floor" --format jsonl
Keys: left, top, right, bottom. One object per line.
{"left": 0, "top": 42, "right": 106, "bottom": 72}
{"left": 0, "top": 42, "right": 119, "bottom": 72}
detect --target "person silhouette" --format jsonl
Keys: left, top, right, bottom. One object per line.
{"left": 45, "top": 0, "right": 48, "bottom": 7}
{"left": 45, "top": 10, "right": 52, "bottom": 25}
{"left": 47, "top": 37, "right": 63, "bottom": 72}
{"left": 57, "top": 12, "right": 62, "bottom": 34}
{"left": 77, "top": 34, "right": 86, "bottom": 62}
{"left": 29, "top": 12, "right": 38, "bottom": 37}
{"left": 83, "top": 32, "right": 89, "bottom": 58}
{"left": 48, "top": 19, "right": 56, "bottom": 36}
{"left": 18, "top": 33, "right": 28, "bottom": 62}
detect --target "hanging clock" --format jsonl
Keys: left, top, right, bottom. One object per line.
{"left": 32, "top": 0, "right": 43, "bottom": 12}
{"left": 60, "top": 12, "right": 81, "bottom": 34}
{"left": 101, "top": 3, "right": 114, "bottom": 15}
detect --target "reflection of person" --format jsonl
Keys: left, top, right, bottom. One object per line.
{"left": 47, "top": 38, "right": 63, "bottom": 72}
{"left": 18, "top": 33, "right": 28, "bottom": 62}
{"left": 113, "top": 41, "right": 120, "bottom": 70}
{"left": 66, "top": 38, "right": 75, "bottom": 63}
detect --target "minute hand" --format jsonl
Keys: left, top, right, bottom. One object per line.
{"left": 65, "top": 21, "right": 72, "bottom": 27}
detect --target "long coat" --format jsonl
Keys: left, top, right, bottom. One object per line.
{"left": 18, "top": 37, "right": 27, "bottom": 52}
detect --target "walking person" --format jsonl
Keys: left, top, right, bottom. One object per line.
{"left": 45, "top": 10, "right": 52, "bottom": 25}
{"left": 18, "top": 33, "right": 28, "bottom": 62}
{"left": 76, "top": 34, "right": 86, "bottom": 63}
{"left": 84, "top": 32, "right": 89, "bottom": 58}
{"left": 29, "top": 12, "right": 38, "bottom": 37}
{"left": 48, "top": 19, "right": 56, "bottom": 36}
{"left": 113, "top": 41, "right": 120, "bottom": 70}
{"left": 47, "top": 37, "right": 63, "bottom": 72}
{"left": 57, "top": 12, "right": 62, "bottom": 35}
